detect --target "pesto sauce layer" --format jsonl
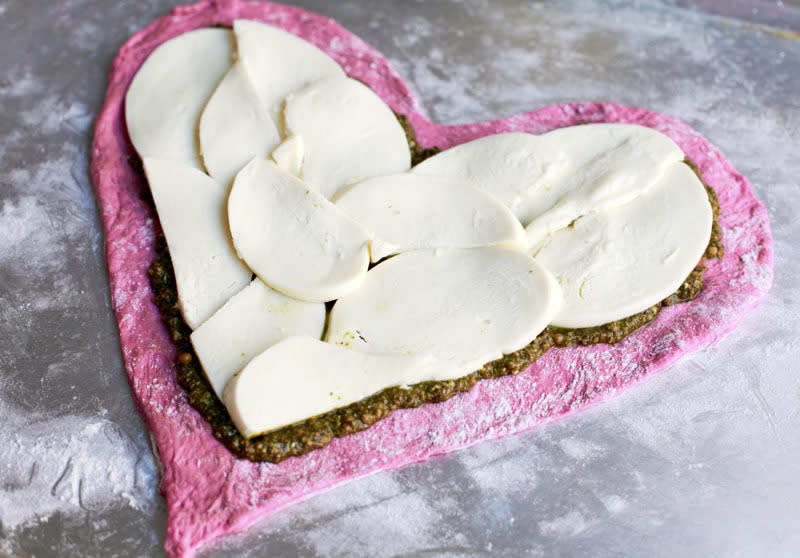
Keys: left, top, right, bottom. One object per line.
{"left": 145, "top": 120, "right": 723, "bottom": 463}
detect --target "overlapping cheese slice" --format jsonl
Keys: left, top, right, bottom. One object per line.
{"left": 271, "top": 135, "right": 304, "bottom": 176}
{"left": 522, "top": 124, "right": 684, "bottom": 248}
{"left": 412, "top": 132, "right": 568, "bottom": 224}
{"left": 129, "top": 20, "right": 715, "bottom": 441}
{"left": 413, "top": 124, "right": 684, "bottom": 239}
{"left": 534, "top": 163, "right": 712, "bottom": 328}
{"left": 198, "top": 19, "right": 347, "bottom": 187}
{"left": 333, "top": 173, "right": 527, "bottom": 261}
{"left": 190, "top": 279, "right": 325, "bottom": 398}
{"left": 223, "top": 337, "right": 433, "bottom": 438}
{"left": 224, "top": 248, "right": 561, "bottom": 436}
{"left": 227, "top": 158, "right": 370, "bottom": 303}
{"left": 233, "top": 19, "right": 345, "bottom": 122}
{"left": 283, "top": 76, "right": 411, "bottom": 199}
{"left": 143, "top": 158, "right": 251, "bottom": 329}
{"left": 325, "top": 247, "right": 563, "bottom": 377}
{"left": 126, "top": 28, "right": 234, "bottom": 169}
{"left": 410, "top": 123, "right": 709, "bottom": 331}
{"left": 198, "top": 61, "right": 280, "bottom": 188}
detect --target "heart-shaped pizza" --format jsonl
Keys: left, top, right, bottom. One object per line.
{"left": 91, "top": 1, "right": 773, "bottom": 556}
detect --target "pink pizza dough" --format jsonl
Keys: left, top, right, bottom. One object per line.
{"left": 90, "top": 1, "right": 773, "bottom": 556}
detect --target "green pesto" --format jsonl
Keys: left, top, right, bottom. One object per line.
{"left": 145, "top": 120, "right": 723, "bottom": 463}
{"left": 396, "top": 113, "right": 442, "bottom": 166}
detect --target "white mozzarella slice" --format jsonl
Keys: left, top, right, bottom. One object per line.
{"left": 533, "top": 163, "right": 712, "bottom": 329}
{"left": 227, "top": 158, "right": 370, "bottom": 302}
{"left": 143, "top": 158, "right": 251, "bottom": 329}
{"left": 523, "top": 124, "right": 685, "bottom": 248}
{"left": 126, "top": 28, "right": 234, "bottom": 170}
{"left": 325, "top": 247, "right": 562, "bottom": 373}
{"left": 333, "top": 173, "right": 527, "bottom": 262}
{"left": 283, "top": 76, "right": 411, "bottom": 199}
{"left": 190, "top": 279, "right": 326, "bottom": 398}
{"left": 233, "top": 19, "right": 344, "bottom": 122}
{"left": 412, "top": 132, "right": 569, "bottom": 224}
{"left": 271, "top": 135, "right": 304, "bottom": 176}
{"left": 412, "top": 125, "right": 684, "bottom": 242}
{"left": 222, "top": 336, "right": 432, "bottom": 438}
{"left": 198, "top": 60, "right": 280, "bottom": 188}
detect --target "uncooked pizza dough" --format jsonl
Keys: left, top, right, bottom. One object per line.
{"left": 90, "top": 1, "right": 773, "bottom": 556}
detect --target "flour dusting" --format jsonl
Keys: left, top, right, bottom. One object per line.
{"left": 539, "top": 510, "right": 590, "bottom": 537}
{"left": 0, "top": 400, "right": 158, "bottom": 531}
{"left": 80, "top": 0, "right": 781, "bottom": 556}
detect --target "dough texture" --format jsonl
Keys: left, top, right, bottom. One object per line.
{"left": 90, "top": 1, "right": 773, "bottom": 556}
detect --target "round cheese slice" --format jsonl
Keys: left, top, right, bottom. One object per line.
{"left": 325, "top": 247, "right": 562, "bottom": 373}
{"left": 233, "top": 19, "right": 345, "bottom": 122}
{"left": 222, "top": 336, "right": 433, "bottom": 438}
{"left": 198, "top": 60, "right": 280, "bottom": 188}
{"left": 283, "top": 76, "right": 411, "bottom": 199}
{"left": 533, "top": 163, "right": 712, "bottom": 329}
{"left": 190, "top": 278, "right": 326, "bottom": 398}
{"left": 334, "top": 173, "right": 527, "bottom": 262}
{"left": 227, "top": 158, "right": 370, "bottom": 303}
{"left": 125, "top": 28, "right": 234, "bottom": 170}
{"left": 143, "top": 157, "right": 251, "bottom": 329}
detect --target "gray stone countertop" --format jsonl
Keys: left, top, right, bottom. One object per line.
{"left": 1, "top": 1, "right": 799, "bottom": 556}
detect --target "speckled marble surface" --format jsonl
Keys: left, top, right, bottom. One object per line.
{"left": 1, "top": 1, "right": 798, "bottom": 557}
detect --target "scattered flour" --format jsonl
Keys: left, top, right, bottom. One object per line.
{"left": 538, "top": 510, "right": 590, "bottom": 537}
{"left": 600, "top": 494, "right": 627, "bottom": 514}
{"left": 0, "top": 6, "right": 160, "bottom": 547}
{"left": 0, "top": 398, "right": 158, "bottom": 532}
{"left": 1, "top": 0, "right": 793, "bottom": 556}
{"left": 558, "top": 437, "right": 604, "bottom": 461}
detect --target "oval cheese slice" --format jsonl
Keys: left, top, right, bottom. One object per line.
{"left": 325, "top": 247, "right": 562, "bottom": 373}
{"left": 412, "top": 132, "right": 568, "bottom": 224}
{"left": 533, "top": 163, "right": 712, "bottom": 328}
{"left": 283, "top": 76, "right": 411, "bottom": 199}
{"left": 228, "top": 158, "right": 370, "bottom": 302}
{"left": 198, "top": 60, "right": 280, "bottom": 188}
{"left": 522, "top": 124, "right": 685, "bottom": 248}
{"left": 334, "top": 173, "right": 527, "bottom": 262}
{"left": 412, "top": 124, "right": 684, "bottom": 242}
{"left": 222, "top": 336, "right": 432, "bottom": 438}
{"left": 190, "top": 279, "right": 326, "bottom": 398}
{"left": 143, "top": 158, "right": 251, "bottom": 329}
{"left": 233, "top": 19, "right": 344, "bottom": 122}
{"left": 126, "top": 28, "right": 234, "bottom": 170}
